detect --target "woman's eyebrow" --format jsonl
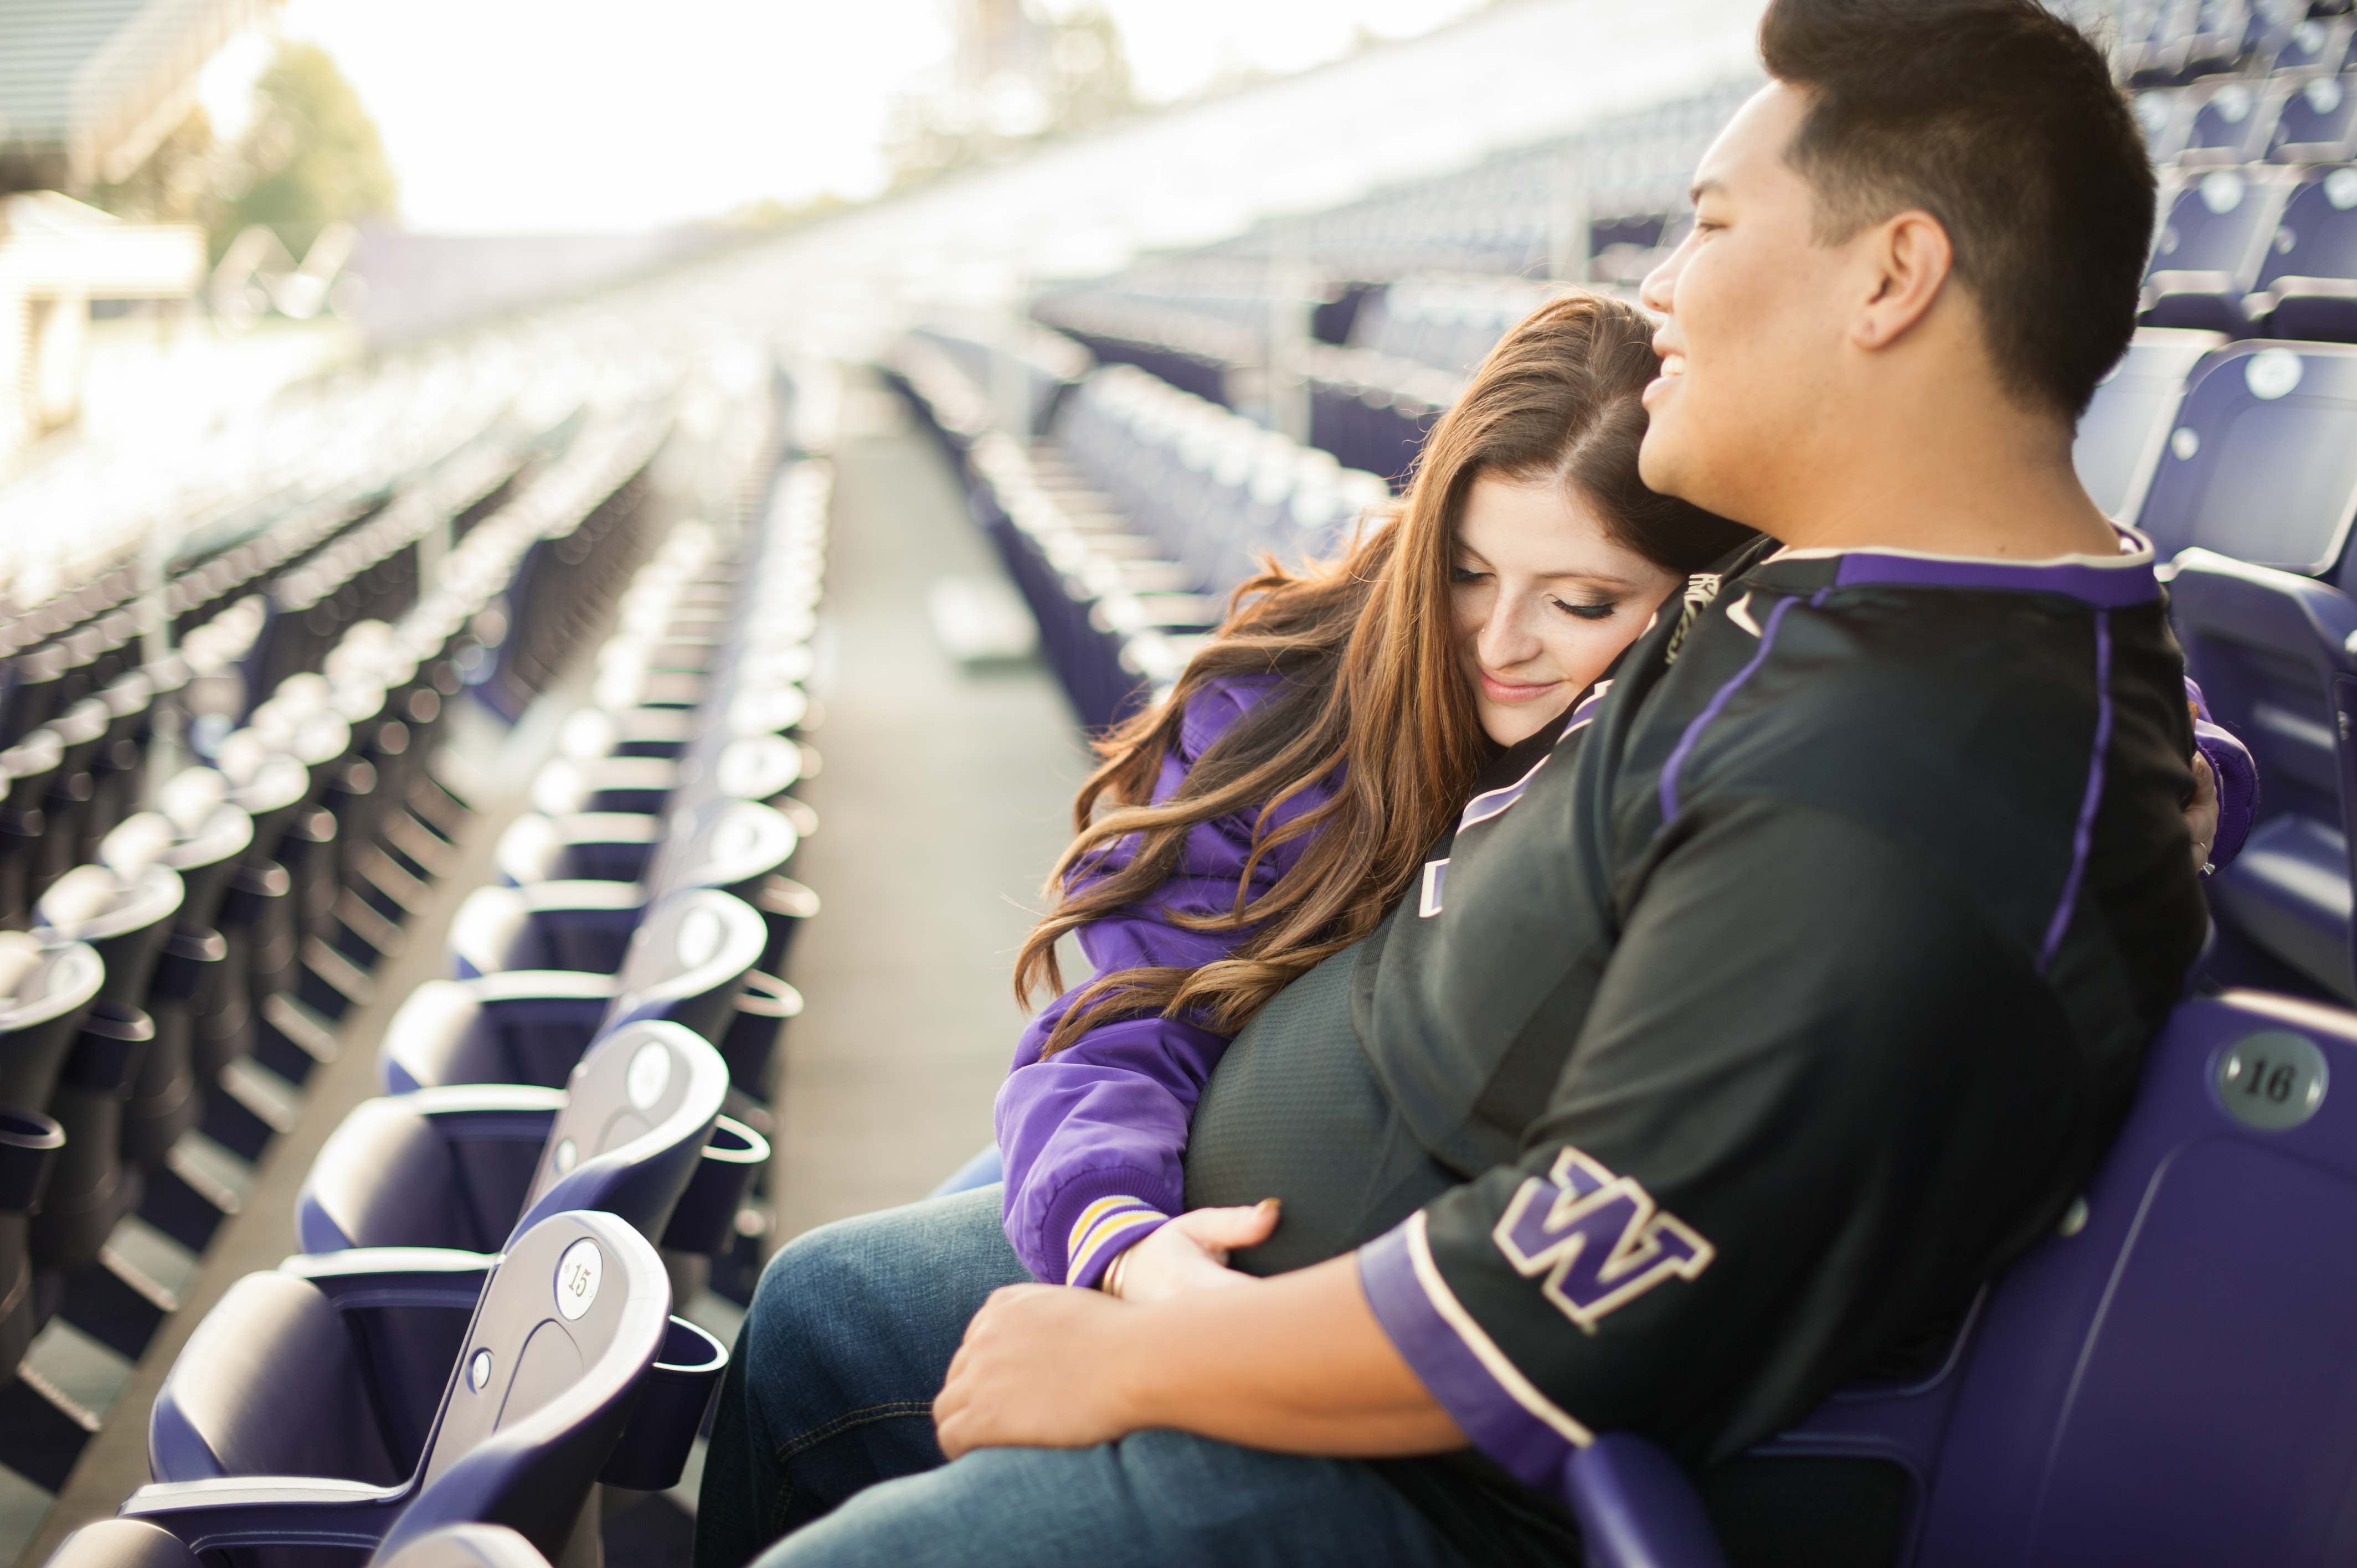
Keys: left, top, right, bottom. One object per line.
{"left": 1539, "top": 569, "right": 1644, "bottom": 590}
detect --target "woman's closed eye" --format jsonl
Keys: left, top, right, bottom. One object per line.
{"left": 1554, "top": 598, "right": 1619, "bottom": 621}
{"left": 1450, "top": 565, "right": 1489, "bottom": 584}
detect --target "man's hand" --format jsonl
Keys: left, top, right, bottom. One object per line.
{"left": 1110, "top": 1200, "right": 1279, "bottom": 1302}
{"left": 934, "top": 1283, "right": 1140, "bottom": 1459}
{"left": 934, "top": 1254, "right": 1467, "bottom": 1463}
{"left": 2185, "top": 750, "right": 2219, "bottom": 871}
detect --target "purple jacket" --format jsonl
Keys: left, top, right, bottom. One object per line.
{"left": 995, "top": 675, "right": 1332, "bottom": 1286}
{"left": 997, "top": 671, "right": 2258, "bottom": 1288}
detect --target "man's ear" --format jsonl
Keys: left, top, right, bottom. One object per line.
{"left": 1849, "top": 210, "right": 1953, "bottom": 352}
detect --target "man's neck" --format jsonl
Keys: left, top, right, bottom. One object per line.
{"left": 1751, "top": 378, "right": 2122, "bottom": 561}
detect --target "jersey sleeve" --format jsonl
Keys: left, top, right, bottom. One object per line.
{"left": 1359, "top": 796, "right": 2090, "bottom": 1482}
{"left": 997, "top": 675, "right": 1324, "bottom": 1287}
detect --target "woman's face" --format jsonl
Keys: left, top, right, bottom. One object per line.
{"left": 1450, "top": 476, "right": 1681, "bottom": 746}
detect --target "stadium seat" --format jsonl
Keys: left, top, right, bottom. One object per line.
{"left": 2133, "top": 339, "right": 2357, "bottom": 579}
{"left": 2141, "top": 167, "right": 2292, "bottom": 332}
{"left": 30, "top": 858, "right": 184, "bottom": 1280}
{"left": 2247, "top": 165, "right": 2357, "bottom": 339}
{"left": 2269, "top": 12, "right": 2355, "bottom": 76}
{"left": 296, "top": 1018, "right": 738, "bottom": 1255}
{"left": 1562, "top": 988, "right": 2357, "bottom": 1567}
{"left": 2072, "top": 327, "right": 2221, "bottom": 521}
{"left": 125, "top": 1209, "right": 702, "bottom": 1566}
{"left": 2176, "top": 77, "right": 2286, "bottom": 169}
{"left": 2167, "top": 549, "right": 2357, "bottom": 999}
{"left": 382, "top": 888, "right": 767, "bottom": 1091}
{"left": 41, "top": 1519, "right": 554, "bottom": 1568}
{"left": 2265, "top": 74, "right": 2357, "bottom": 163}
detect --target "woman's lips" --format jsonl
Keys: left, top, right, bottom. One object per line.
{"left": 1479, "top": 669, "right": 1561, "bottom": 704}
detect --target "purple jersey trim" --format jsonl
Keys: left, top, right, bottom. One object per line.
{"left": 1831, "top": 550, "right": 2159, "bottom": 607}
{"left": 1360, "top": 1214, "right": 1592, "bottom": 1488}
{"left": 1658, "top": 592, "right": 1802, "bottom": 824}
{"left": 2041, "top": 610, "right": 2115, "bottom": 973}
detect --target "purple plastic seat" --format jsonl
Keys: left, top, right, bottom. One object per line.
{"left": 127, "top": 1209, "right": 715, "bottom": 1566}
{"left": 2140, "top": 168, "right": 2291, "bottom": 332}
{"left": 2133, "top": 339, "right": 2357, "bottom": 579}
{"left": 2247, "top": 165, "right": 2357, "bottom": 339}
{"left": 299, "top": 1019, "right": 752, "bottom": 1258}
{"left": 383, "top": 889, "right": 766, "bottom": 1092}
{"left": 1564, "top": 988, "right": 2357, "bottom": 1566}
{"left": 2165, "top": 549, "right": 2357, "bottom": 999}
{"left": 373, "top": 1523, "right": 551, "bottom": 1568}
{"left": 2176, "top": 78, "right": 2285, "bottom": 167}
{"left": 2070, "top": 327, "right": 2220, "bottom": 522}
{"left": 2272, "top": 14, "right": 2356, "bottom": 76}
{"left": 2267, "top": 76, "right": 2357, "bottom": 163}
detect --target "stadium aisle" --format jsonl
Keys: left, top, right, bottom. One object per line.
{"left": 763, "top": 374, "right": 1088, "bottom": 1247}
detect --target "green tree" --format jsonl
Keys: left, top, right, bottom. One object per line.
{"left": 219, "top": 40, "right": 396, "bottom": 256}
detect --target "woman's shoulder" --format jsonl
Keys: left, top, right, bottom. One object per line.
{"left": 1175, "top": 672, "right": 1286, "bottom": 761}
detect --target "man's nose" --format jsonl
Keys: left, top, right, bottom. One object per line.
{"left": 1639, "top": 243, "right": 1684, "bottom": 316}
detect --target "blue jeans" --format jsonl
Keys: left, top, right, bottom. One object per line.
{"left": 694, "top": 1184, "right": 1473, "bottom": 1568}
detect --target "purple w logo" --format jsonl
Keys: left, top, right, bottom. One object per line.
{"left": 1491, "top": 1148, "right": 1715, "bottom": 1333}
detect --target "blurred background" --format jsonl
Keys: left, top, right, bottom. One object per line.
{"left": 0, "top": 2, "right": 2194, "bottom": 1564}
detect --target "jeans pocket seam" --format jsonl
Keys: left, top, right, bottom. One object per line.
{"left": 775, "top": 1399, "right": 939, "bottom": 1462}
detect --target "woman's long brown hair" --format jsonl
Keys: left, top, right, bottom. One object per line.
{"left": 1013, "top": 291, "right": 1753, "bottom": 1053}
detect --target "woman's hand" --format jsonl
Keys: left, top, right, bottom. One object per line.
{"left": 934, "top": 1283, "right": 1139, "bottom": 1458}
{"left": 2185, "top": 750, "right": 2220, "bottom": 872}
{"left": 1106, "top": 1200, "right": 1279, "bottom": 1303}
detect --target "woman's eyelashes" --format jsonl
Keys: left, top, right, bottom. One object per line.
{"left": 1553, "top": 597, "right": 1619, "bottom": 622}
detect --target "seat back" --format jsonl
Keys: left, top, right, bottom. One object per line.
{"left": 2134, "top": 340, "right": 2357, "bottom": 579}
{"left": 374, "top": 1210, "right": 668, "bottom": 1564}
{"left": 2145, "top": 167, "right": 2284, "bottom": 288}
{"left": 372, "top": 1523, "right": 548, "bottom": 1568}
{"left": 1911, "top": 991, "right": 2357, "bottom": 1565}
{"left": 640, "top": 800, "right": 796, "bottom": 902}
{"left": 0, "top": 933, "right": 104, "bottom": 1115}
{"left": 510, "top": 1020, "right": 727, "bottom": 1246}
{"left": 2271, "top": 13, "right": 2355, "bottom": 76}
{"left": 43, "top": 1520, "right": 203, "bottom": 1568}
{"left": 493, "top": 813, "right": 660, "bottom": 888}
{"left": 2071, "top": 328, "right": 2220, "bottom": 522}
{"left": 600, "top": 889, "right": 766, "bottom": 1041}
{"left": 2169, "top": 549, "right": 2357, "bottom": 996}
{"left": 2178, "top": 79, "right": 2281, "bottom": 167}
{"left": 2269, "top": 83, "right": 2357, "bottom": 163}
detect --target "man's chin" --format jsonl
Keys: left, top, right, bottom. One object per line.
{"left": 1636, "top": 425, "right": 1696, "bottom": 502}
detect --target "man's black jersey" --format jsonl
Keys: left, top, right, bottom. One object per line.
{"left": 1192, "top": 530, "right": 2203, "bottom": 1533}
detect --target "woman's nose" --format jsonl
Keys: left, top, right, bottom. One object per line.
{"left": 1478, "top": 596, "right": 1541, "bottom": 668}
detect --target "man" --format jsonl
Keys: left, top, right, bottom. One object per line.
{"left": 700, "top": 2, "right": 2204, "bottom": 1562}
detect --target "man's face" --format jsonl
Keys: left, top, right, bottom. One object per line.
{"left": 1638, "top": 84, "right": 1850, "bottom": 524}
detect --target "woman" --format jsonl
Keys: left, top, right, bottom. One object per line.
{"left": 997, "top": 288, "right": 2246, "bottom": 1303}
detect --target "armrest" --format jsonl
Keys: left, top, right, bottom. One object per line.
{"left": 118, "top": 1474, "right": 409, "bottom": 1554}
{"left": 1560, "top": 1434, "right": 1730, "bottom": 1568}
{"left": 281, "top": 1247, "right": 497, "bottom": 1311}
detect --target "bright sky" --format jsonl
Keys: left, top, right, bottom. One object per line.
{"left": 199, "top": 0, "right": 1487, "bottom": 235}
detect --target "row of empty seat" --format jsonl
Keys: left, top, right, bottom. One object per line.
{"left": 36, "top": 365, "right": 842, "bottom": 1567}
{"left": 892, "top": 342, "right": 1386, "bottom": 726}
{"left": 0, "top": 406, "right": 680, "bottom": 1528}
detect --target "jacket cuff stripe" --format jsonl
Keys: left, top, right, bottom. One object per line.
{"left": 1066, "top": 1200, "right": 1169, "bottom": 1287}
{"left": 1359, "top": 1211, "right": 1592, "bottom": 1487}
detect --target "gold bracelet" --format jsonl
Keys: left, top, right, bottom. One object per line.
{"left": 1100, "top": 1249, "right": 1129, "bottom": 1297}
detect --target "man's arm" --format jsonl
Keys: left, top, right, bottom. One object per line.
{"left": 944, "top": 798, "right": 2112, "bottom": 1472}
{"left": 933, "top": 1257, "right": 1463, "bottom": 1460}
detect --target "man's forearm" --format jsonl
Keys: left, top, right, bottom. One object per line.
{"left": 1118, "top": 1255, "right": 1467, "bottom": 1455}
{"left": 933, "top": 1254, "right": 1468, "bottom": 1459}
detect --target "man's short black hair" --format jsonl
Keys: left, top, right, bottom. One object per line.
{"left": 1759, "top": 0, "right": 2154, "bottom": 419}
